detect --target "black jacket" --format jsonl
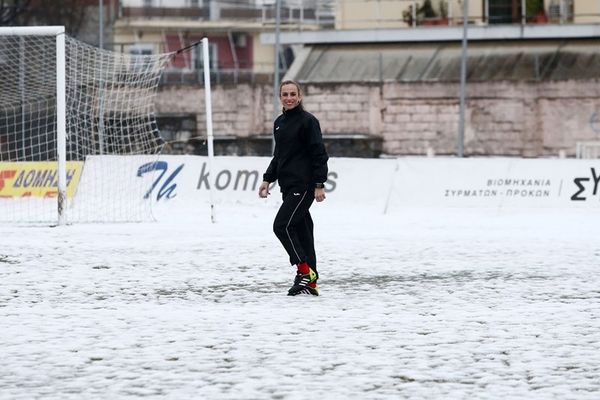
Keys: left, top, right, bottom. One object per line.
{"left": 263, "top": 105, "right": 329, "bottom": 192}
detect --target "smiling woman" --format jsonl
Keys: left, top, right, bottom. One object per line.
{"left": 279, "top": 80, "right": 302, "bottom": 111}
{"left": 258, "top": 79, "right": 330, "bottom": 296}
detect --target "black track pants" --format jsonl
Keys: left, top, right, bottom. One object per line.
{"left": 273, "top": 189, "right": 317, "bottom": 272}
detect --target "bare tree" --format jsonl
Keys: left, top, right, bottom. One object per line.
{"left": 0, "top": 0, "right": 30, "bottom": 25}
{"left": 16, "top": 0, "right": 87, "bottom": 35}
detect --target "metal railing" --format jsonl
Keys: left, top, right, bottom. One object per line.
{"left": 120, "top": 0, "right": 336, "bottom": 29}
{"left": 118, "top": 0, "right": 592, "bottom": 30}
{"left": 576, "top": 141, "right": 600, "bottom": 158}
{"left": 160, "top": 68, "right": 271, "bottom": 85}
{"left": 109, "top": 39, "right": 288, "bottom": 86}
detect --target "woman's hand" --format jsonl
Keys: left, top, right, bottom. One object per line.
{"left": 258, "top": 181, "right": 270, "bottom": 198}
{"left": 315, "top": 187, "right": 326, "bottom": 202}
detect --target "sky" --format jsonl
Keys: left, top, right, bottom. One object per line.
{"left": 1, "top": 204, "right": 599, "bottom": 399}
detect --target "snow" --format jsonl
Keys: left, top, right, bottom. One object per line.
{"left": 1, "top": 204, "right": 599, "bottom": 399}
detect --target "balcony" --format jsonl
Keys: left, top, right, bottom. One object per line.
{"left": 119, "top": 1, "right": 335, "bottom": 29}
{"left": 121, "top": 7, "right": 207, "bottom": 18}
{"left": 118, "top": 0, "right": 594, "bottom": 32}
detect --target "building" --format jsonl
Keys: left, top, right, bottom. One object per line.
{"left": 113, "top": 0, "right": 334, "bottom": 84}
{"left": 111, "top": 1, "right": 600, "bottom": 157}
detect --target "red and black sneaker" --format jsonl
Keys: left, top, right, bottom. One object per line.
{"left": 287, "top": 262, "right": 319, "bottom": 296}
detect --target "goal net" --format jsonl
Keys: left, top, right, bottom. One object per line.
{"left": 0, "top": 27, "right": 172, "bottom": 224}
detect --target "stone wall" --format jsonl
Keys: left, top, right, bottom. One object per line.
{"left": 155, "top": 80, "right": 600, "bottom": 157}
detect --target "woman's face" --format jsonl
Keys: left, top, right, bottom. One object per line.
{"left": 280, "top": 83, "right": 301, "bottom": 110}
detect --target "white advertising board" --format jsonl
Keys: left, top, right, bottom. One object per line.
{"left": 75, "top": 156, "right": 600, "bottom": 222}
{"left": 388, "top": 157, "right": 600, "bottom": 210}
{"left": 136, "top": 156, "right": 398, "bottom": 218}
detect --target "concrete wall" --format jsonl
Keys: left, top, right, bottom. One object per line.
{"left": 156, "top": 80, "right": 600, "bottom": 157}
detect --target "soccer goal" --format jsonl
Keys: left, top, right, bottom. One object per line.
{"left": 0, "top": 26, "right": 174, "bottom": 224}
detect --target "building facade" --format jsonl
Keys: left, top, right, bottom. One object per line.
{"left": 110, "top": 0, "right": 600, "bottom": 157}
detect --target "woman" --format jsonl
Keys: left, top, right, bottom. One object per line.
{"left": 258, "top": 80, "right": 329, "bottom": 296}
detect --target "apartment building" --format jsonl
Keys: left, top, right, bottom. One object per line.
{"left": 112, "top": 0, "right": 334, "bottom": 84}
{"left": 109, "top": 1, "right": 600, "bottom": 157}
{"left": 336, "top": 0, "right": 598, "bottom": 28}
{"left": 111, "top": 0, "right": 600, "bottom": 83}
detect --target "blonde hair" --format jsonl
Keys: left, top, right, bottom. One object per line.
{"left": 279, "top": 80, "right": 302, "bottom": 96}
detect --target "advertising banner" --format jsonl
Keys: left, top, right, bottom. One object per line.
{"left": 127, "top": 156, "right": 397, "bottom": 216}
{"left": 70, "top": 156, "right": 600, "bottom": 221}
{"left": 0, "top": 161, "right": 83, "bottom": 199}
{"left": 390, "top": 157, "right": 600, "bottom": 209}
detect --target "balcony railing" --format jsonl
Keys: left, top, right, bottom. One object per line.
{"left": 120, "top": 0, "right": 336, "bottom": 29}
{"left": 121, "top": 7, "right": 206, "bottom": 18}
{"left": 119, "top": 0, "right": 589, "bottom": 29}
{"left": 160, "top": 68, "right": 273, "bottom": 86}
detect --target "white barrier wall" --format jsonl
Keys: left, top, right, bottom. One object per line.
{"left": 390, "top": 157, "right": 600, "bottom": 211}
{"left": 75, "top": 156, "right": 600, "bottom": 221}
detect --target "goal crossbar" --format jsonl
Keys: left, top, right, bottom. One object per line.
{"left": 0, "top": 26, "right": 65, "bottom": 36}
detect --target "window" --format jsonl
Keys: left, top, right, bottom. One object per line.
{"left": 129, "top": 45, "right": 153, "bottom": 57}
{"left": 488, "top": 0, "right": 519, "bottom": 24}
{"left": 129, "top": 44, "right": 154, "bottom": 72}
{"left": 193, "top": 42, "right": 218, "bottom": 71}
{"left": 232, "top": 33, "right": 247, "bottom": 48}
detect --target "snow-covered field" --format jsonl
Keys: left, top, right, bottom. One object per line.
{"left": 1, "top": 205, "right": 599, "bottom": 399}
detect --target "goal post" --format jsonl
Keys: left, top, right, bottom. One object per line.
{"left": 0, "top": 26, "right": 174, "bottom": 224}
{"left": 0, "top": 26, "right": 67, "bottom": 224}
{"left": 202, "top": 37, "right": 216, "bottom": 224}
{"left": 56, "top": 28, "right": 67, "bottom": 225}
